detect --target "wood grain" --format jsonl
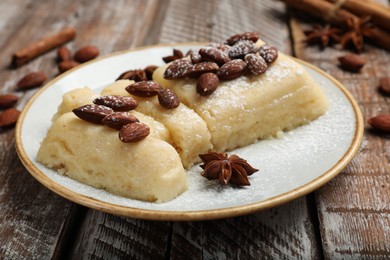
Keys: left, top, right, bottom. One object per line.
{"left": 289, "top": 1, "right": 390, "bottom": 257}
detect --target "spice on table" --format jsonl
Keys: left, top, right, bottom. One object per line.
{"left": 199, "top": 152, "right": 258, "bottom": 186}
{"left": 338, "top": 54, "right": 366, "bottom": 72}
{"left": 73, "top": 45, "right": 100, "bottom": 63}
{"left": 0, "top": 108, "right": 20, "bottom": 128}
{"left": 368, "top": 115, "right": 390, "bottom": 134}
{"left": 379, "top": 77, "right": 390, "bottom": 95}
{"left": 17, "top": 72, "right": 47, "bottom": 90}
{"left": 11, "top": 27, "right": 76, "bottom": 67}
{"left": 0, "top": 94, "right": 19, "bottom": 109}
{"left": 304, "top": 24, "right": 341, "bottom": 48}
{"left": 340, "top": 16, "right": 375, "bottom": 53}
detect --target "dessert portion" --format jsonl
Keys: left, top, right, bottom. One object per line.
{"left": 153, "top": 37, "right": 328, "bottom": 152}
{"left": 101, "top": 80, "right": 212, "bottom": 168}
{"left": 37, "top": 112, "right": 187, "bottom": 203}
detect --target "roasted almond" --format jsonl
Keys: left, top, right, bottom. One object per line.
{"left": 116, "top": 69, "right": 147, "bottom": 82}
{"left": 0, "top": 94, "right": 19, "bottom": 109}
{"left": 379, "top": 77, "right": 390, "bottom": 94}
{"left": 368, "top": 114, "right": 390, "bottom": 133}
{"left": 197, "top": 73, "right": 219, "bottom": 96}
{"left": 258, "top": 44, "right": 278, "bottom": 64}
{"left": 125, "top": 81, "right": 163, "bottom": 97}
{"left": 144, "top": 65, "right": 158, "bottom": 80}
{"left": 245, "top": 53, "right": 268, "bottom": 75}
{"left": 17, "top": 72, "right": 47, "bottom": 89}
{"left": 57, "top": 46, "right": 72, "bottom": 62}
{"left": 102, "top": 112, "right": 139, "bottom": 130}
{"left": 58, "top": 60, "right": 80, "bottom": 73}
{"left": 229, "top": 40, "right": 256, "bottom": 59}
{"left": 209, "top": 43, "right": 231, "bottom": 54}
{"left": 199, "top": 47, "right": 231, "bottom": 66}
{"left": 74, "top": 45, "right": 99, "bottom": 63}
{"left": 183, "top": 62, "right": 219, "bottom": 78}
{"left": 93, "top": 95, "right": 138, "bottom": 111}
{"left": 164, "top": 59, "right": 193, "bottom": 79}
{"left": 0, "top": 108, "right": 20, "bottom": 128}
{"left": 119, "top": 122, "right": 150, "bottom": 142}
{"left": 225, "top": 32, "right": 260, "bottom": 46}
{"left": 216, "top": 59, "right": 246, "bottom": 80}
{"left": 338, "top": 54, "right": 366, "bottom": 72}
{"left": 189, "top": 50, "right": 203, "bottom": 64}
{"left": 157, "top": 89, "right": 180, "bottom": 109}
{"left": 73, "top": 104, "right": 113, "bottom": 124}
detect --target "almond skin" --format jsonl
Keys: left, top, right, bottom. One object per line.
{"left": 125, "top": 81, "right": 163, "bottom": 97}
{"left": 119, "top": 122, "right": 150, "bottom": 142}
{"left": 58, "top": 60, "right": 80, "bottom": 73}
{"left": 157, "top": 89, "right": 180, "bottom": 109}
{"left": 74, "top": 45, "right": 99, "bottom": 63}
{"left": 0, "top": 94, "right": 19, "bottom": 109}
{"left": 102, "top": 112, "right": 139, "bottom": 130}
{"left": 73, "top": 104, "right": 113, "bottom": 124}
{"left": 57, "top": 46, "right": 72, "bottom": 62}
{"left": 379, "top": 77, "right": 390, "bottom": 94}
{"left": 225, "top": 32, "right": 260, "bottom": 46}
{"left": 17, "top": 72, "right": 47, "bottom": 89}
{"left": 338, "top": 54, "right": 366, "bottom": 72}
{"left": 216, "top": 59, "right": 246, "bottom": 80}
{"left": 197, "top": 73, "right": 219, "bottom": 96}
{"left": 0, "top": 108, "right": 20, "bottom": 128}
{"left": 368, "top": 114, "right": 390, "bottom": 133}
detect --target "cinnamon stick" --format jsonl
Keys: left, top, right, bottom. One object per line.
{"left": 326, "top": 0, "right": 390, "bottom": 32}
{"left": 279, "top": 0, "right": 390, "bottom": 51}
{"left": 11, "top": 27, "right": 76, "bottom": 67}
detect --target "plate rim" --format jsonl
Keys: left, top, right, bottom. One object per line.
{"left": 15, "top": 42, "right": 364, "bottom": 221}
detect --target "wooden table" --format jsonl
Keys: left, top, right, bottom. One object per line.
{"left": 1, "top": 0, "right": 389, "bottom": 259}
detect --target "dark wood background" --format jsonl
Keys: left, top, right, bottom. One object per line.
{"left": 0, "top": 0, "right": 389, "bottom": 259}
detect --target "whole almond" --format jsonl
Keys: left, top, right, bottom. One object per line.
{"left": 379, "top": 77, "right": 390, "bottom": 94}
{"left": 125, "top": 81, "right": 163, "bottom": 97}
{"left": 74, "top": 45, "right": 99, "bottom": 63}
{"left": 197, "top": 73, "right": 219, "bottom": 96}
{"left": 229, "top": 40, "right": 256, "bottom": 59}
{"left": 216, "top": 59, "right": 246, "bottom": 80}
{"left": 0, "top": 94, "right": 19, "bottom": 109}
{"left": 57, "top": 46, "right": 72, "bottom": 62}
{"left": 0, "top": 108, "right": 20, "bottom": 128}
{"left": 157, "top": 89, "right": 180, "bottom": 109}
{"left": 119, "top": 122, "right": 150, "bottom": 142}
{"left": 17, "top": 72, "right": 47, "bottom": 89}
{"left": 209, "top": 43, "right": 231, "bottom": 54}
{"left": 189, "top": 50, "right": 203, "bottom": 64}
{"left": 199, "top": 48, "right": 231, "bottom": 66}
{"left": 368, "top": 114, "right": 390, "bottom": 133}
{"left": 183, "top": 62, "right": 219, "bottom": 78}
{"left": 258, "top": 44, "right": 279, "bottom": 64}
{"left": 73, "top": 104, "right": 113, "bottom": 124}
{"left": 225, "top": 32, "right": 260, "bottom": 46}
{"left": 93, "top": 95, "right": 138, "bottom": 111}
{"left": 338, "top": 54, "right": 366, "bottom": 72}
{"left": 58, "top": 60, "right": 80, "bottom": 73}
{"left": 102, "top": 112, "right": 139, "bottom": 130}
{"left": 245, "top": 53, "right": 268, "bottom": 75}
{"left": 144, "top": 65, "right": 158, "bottom": 80}
{"left": 164, "top": 59, "right": 193, "bottom": 79}
{"left": 116, "top": 69, "right": 147, "bottom": 82}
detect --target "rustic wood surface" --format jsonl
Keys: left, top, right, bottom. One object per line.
{"left": 0, "top": 0, "right": 389, "bottom": 259}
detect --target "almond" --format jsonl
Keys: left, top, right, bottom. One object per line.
{"left": 116, "top": 69, "right": 147, "bottom": 82}
{"left": 58, "top": 60, "right": 80, "bottom": 73}
{"left": 119, "top": 122, "right": 150, "bottom": 142}
{"left": 258, "top": 44, "right": 278, "bottom": 64}
{"left": 125, "top": 81, "right": 163, "bottom": 97}
{"left": 102, "top": 112, "right": 139, "bottom": 130}
{"left": 197, "top": 73, "right": 219, "bottom": 96}
{"left": 225, "top": 32, "right": 260, "bottom": 46}
{"left": 189, "top": 50, "right": 203, "bottom": 64}
{"left": 0, "top": 108, "right": 20, "bottom": 128}
{"left": 245, "top": 53, "right": 268, "bottom": 75}
{"left": 93, "top": 95, "right": 138, "bottom": 111}
{"left": 157, "top": 89, "right": 180, "bottom": 109}
{"left": 379, "top": 77, "right": 390, "bottom": 94}
{"left": 17, "top": 72, "right": 47, "bottom": 89}
{"left": 216, "top": 59, "right": 246, "bottom": 80}
{"left": 199, "top": 47, "right": 231, "bottom": 66}
{"left": 338, "top": 54, "right": 366, "bottom": 72}
{"left": 209, "top": 43, "right": 231, "bottom": 54}
{"left": 229, "top": 40, "right": 256, "bottom": 59}
{"left": 144, "top": 65, "right": 158, "bottom": 80}
{"left": 164, "top": 59, "right": 193, "bottom": 79}
{"left": 183, "top": 62, "right": 219, "bottom": 78}
{"left": 57, "top": 46, "right": 72, "bottom": 62}
{"left": 73, "top": 104, "right": 113, "bottom": 124}
{"left": 0, "top": 94, "right": 19, "bottom": 109}
{"left": 74, "top": 45, "right": 99, "bottom": 63}
{"left": 368, "top": 114, "right": 390, "bottom": 133}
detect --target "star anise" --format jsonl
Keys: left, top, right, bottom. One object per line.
{"left": 340, "top": 16, "right": 375, "bottom": 53}
{"left": 199, "top": 152, "right": 258, "bottom": 186}
{"left": 304, "top": 24, "right": 341, "bottom": 48}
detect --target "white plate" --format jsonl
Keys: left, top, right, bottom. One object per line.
{"left": 15, "top": 43, "right": 363, "bottom": 221}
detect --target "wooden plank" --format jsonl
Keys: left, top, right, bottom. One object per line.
{"left": 159, "top": 0, "right": 322, "bottom": 258}
{"left": 288, "top": 0, "right": 390, "bottom": 256}
{"left": 0, "top": 0, "right": 165, "bottom": 258}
